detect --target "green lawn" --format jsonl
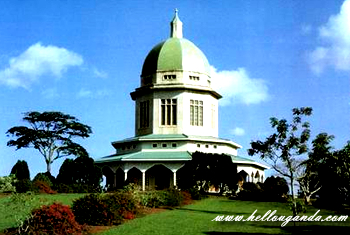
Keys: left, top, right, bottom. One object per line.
{"left": 1, "top": 194, "right": 349, "bottom": 234}
{"left": 100, "top": 197, "right": 350, "bottom": 235}
{"left": 0, "top": 193, "right": 85, "bottom": 233}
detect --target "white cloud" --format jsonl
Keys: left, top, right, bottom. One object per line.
{"left": 77, "top": 88, "right": 111, "bottom": 99}
{"left": 0, "top": 42, "right": 83, "bottom": 89}
{"left": 230, "top": 127, "right": 245, "bottom": 136}
{"left": 93, "top": 67, "right": 108, "bottom": 78}
{"left": 96, "top": 89, "right": 111, "bottom": 97}
{"left": 211, "top": 66, "right": 269, "bottom": 106}
{"left": 309, "top": 0, "right": 350, "bottom": 74}
{"left": 42, "top": 88, "right": 60, "bottom": 99}
{"left": 77, "top": 88, "right": 93, "bottom": 98}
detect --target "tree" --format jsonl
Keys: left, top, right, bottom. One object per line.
{"left": 264, "top": 176, "right": 289, "bottom": 200}
{"left": 6, "top": 111, "right": 92, "bottom": 174}
{"left": 178, "top": 152, "right": 237, "bottom": 193}
{"left": 56, "top": 158, "right": 75, "bottom": 185}
{"left": 56, "top": 155, "right": 102, "bottom": 190}
{"left": 318, "top": 141, "right": 350, "bottom": 206}
{"left": 10, "top": 160, "right": 30, "bottom": 180}
{"left": 298, "top": 133, "right": 334, "bottom": 204}
{"left": 248, "top": 107, "right": 312, "bottom": 215}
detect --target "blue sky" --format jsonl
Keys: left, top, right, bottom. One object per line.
{"left": 0, "top": 0, "right": 349, "bottom": 178}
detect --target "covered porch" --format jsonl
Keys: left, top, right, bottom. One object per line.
{"left": 96, "top": 151, "right": 191, "bottom": 191}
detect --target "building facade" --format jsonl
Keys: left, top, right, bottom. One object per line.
{"left": 95, "top": 11, "right": 268, "bottom": 191}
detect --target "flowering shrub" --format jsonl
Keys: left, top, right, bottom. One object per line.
{"left": 72, "top": 192, "right": 139, "bottom": 226}
{"left": 0, "top": 175, "right": 17, "bottom": 193}
{"left": 17, "top": 203, "right": 82, "bottom": 235}
{"left": 72, "top": 194, "right": 114, "bottom": 226}
{"left": 33, "top": 173, "right": 54, "bottom": 187}
{"left": 33, "top": 180, "right": 57, "bottom": 194}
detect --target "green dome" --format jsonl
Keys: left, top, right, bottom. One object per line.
{"left": 141, "top": 37, "right": 211, "bottom": 77}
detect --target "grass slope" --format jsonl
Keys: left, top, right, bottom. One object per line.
{"left": 100, "top": 197, "right": 350, "bottom": 235}
{"left": 0, "top": 193, "right": 85, "bottom": 232}
{"left": 0, "top": 194, "right": 349, "bottom": 234}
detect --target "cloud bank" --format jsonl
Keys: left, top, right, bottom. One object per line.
{"left": 211, "top": 66, "right": 269, "bottom": 106}
{"left": 309, "top": 0, "right": 350, "bottom": 74}
{"left": 0, "top": 43, "right": 83, "bottom": 89}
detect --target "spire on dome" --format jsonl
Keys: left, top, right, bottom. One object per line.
{"left": 170, "top": 9, "right": 183, "bottom": 38}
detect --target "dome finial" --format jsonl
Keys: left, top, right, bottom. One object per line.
{"left": 170, "top": 9, "right": 183, "bottom": 38}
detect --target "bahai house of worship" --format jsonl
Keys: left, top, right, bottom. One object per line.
{"left": 95, "top": 10, "right": 268, "bottom": 191}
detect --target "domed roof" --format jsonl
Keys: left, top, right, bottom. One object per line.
{"left": 141, "top": 38, "right": 211, "bottom": 77}
{"left": 141, "top": 10, "right": 211, "bottom": 77}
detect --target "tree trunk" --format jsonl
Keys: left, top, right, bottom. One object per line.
{"left": 304, "top": 194, "right": 312, "bottom": 205}
{"left": 290, "top": 177, "right": 297, "bottom": 216}
{"left": 47, "top": 162, "right": 51, "bottom": 173}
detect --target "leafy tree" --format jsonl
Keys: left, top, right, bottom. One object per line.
{"left": 10, "top": 160, "right": 32, "bottom": 193}
{"left": 56, "top": 155, "right": 102, "bottom": 191}
{"left": 178, "top": 152, "right": 237, "bottom": 193}
{"left": 248, "top": 107, "right": 312, "bottom": 215}
{"left": 6, "top": 111, "right": 92, "bottom": 174}
{"left": 10, "top": 160, "right": 30, "bottom": 180}
{"left": 318, "top": 141, "right": 350, "bottom": 206}
{"left": 264, "top": 176, "right": 289, "bottom": 200}
{"left": 56, "top": 159, "right": 75, "bottom": 185}
{"left": 299, "top": 133, "right": 334, "bottom": 204}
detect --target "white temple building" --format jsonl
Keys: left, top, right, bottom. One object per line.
{"left": 95, "top": 10, "right": 268, "bottom": 191}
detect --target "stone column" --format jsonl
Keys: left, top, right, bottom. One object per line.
{"left": 142, "top": 171, "right": 146, "bottom": 191}
{"left": 124, "top": 170, "right": 128, "bottom": 182}
{"left": 173, "top": 171, "right": 177, "bottom": 188}
{"left": 114, "top": 173, "right": 117, "bottom": 188}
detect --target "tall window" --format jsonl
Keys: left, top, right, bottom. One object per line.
{"left": 161, "top": 99, "right": 177, "bottom": 125}
{"left": 190, "top": 100, "right": 203, "bottom": 126}
{"left": 140, "top": 100, "right": 150, "bottom": 128}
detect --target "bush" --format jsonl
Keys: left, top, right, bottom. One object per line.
{"left": 237, "top": 182, "right": 264, "bottom": 201}
{"left": 72, "top": 194, "right": 114, "bottom": 226}
{"left": 139, "top": 191, "right": 164, "bottom": 208}
{"left": 161, "top": 189, "right": 183, "bottom": 206}
{"left": 33, "top": 180, "right": 56, "bottom": 194}
{"left": 0, "top": 175, "right": 16, "bottom": 193}
{"left": 14, "top": 203, "right": 82, "bottom": 235}
{"left": 14, "top": 179, "right": 34, "bottom": 193}
{"left": 138, "top": 189, "right": 184, "bottom": 208}
{"left": 33, "top": 173, "right": 54, "bottom": 187}
{"left": 185, "top": 187, "right": 205, "bottom": 200}
{"left": 55, "top": 183, "right": 75, "bottom": 193}
{"left": 55, "top": 183, "right": 102, "bottom": 193}
{"left": 104, "top": 192, "right": 138, "bottom": 222}
{"left": 236, "top": 180, "right": 289, "bottom": 202}
{"left": 263, "top": 176, "right": 289, "bottom": 201}
{"left": 72, "top": 192, "right": 139, "bottom": 226}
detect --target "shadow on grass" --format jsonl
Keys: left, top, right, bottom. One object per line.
{"left": 176, "top": 207, "right": 252, "bottom": 216}
{"left": 204, "top": 233, "right": 271, "bottom": 234}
